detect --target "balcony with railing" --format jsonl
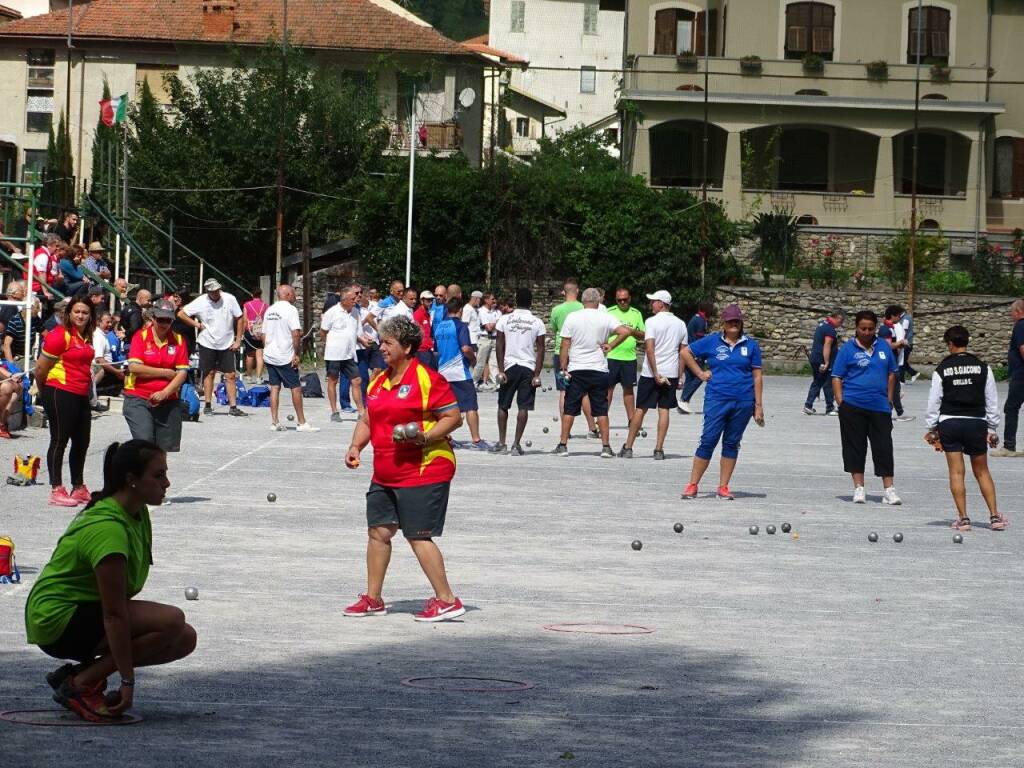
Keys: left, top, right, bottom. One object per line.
{"left": 385, "top": 121, "right": 463, "bottom": 157}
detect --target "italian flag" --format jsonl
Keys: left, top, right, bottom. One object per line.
{"left": 99, "top": 93, "right": 128, "bottom": 127}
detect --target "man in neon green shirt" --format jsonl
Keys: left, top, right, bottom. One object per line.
{"left": 550, "top": 279, "right": 596, "bottom": 436}
{"left": 606, "top": 288, "right": 646, "bottom": 422}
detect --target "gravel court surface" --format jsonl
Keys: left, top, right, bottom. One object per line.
{"left": 1, "top": 375, "right": 1022, "bottom": 767}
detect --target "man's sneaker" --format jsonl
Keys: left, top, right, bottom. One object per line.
{"left": 49, "top": 486, "right": 80, "bottom": 507}
{"left": 489, "top": 443, "right": 508, "bottom": 455}
{"left": 341, "top": 407, "right": 358, "bottom": 414}
{"left": 825, "top": 409, "right": 839, "bottom": 417}
{"left": 330, "top": 412, "right": 343, "bottom": 423}
{"left": 69, "top": 485, "right": 91, "bottom": 504}
{"left": 52, "top": 677, "right": 112, "bottom": 723}
{"left": 414, "top": 597, "right": 466, "bottom": 623}
{"left": 588, "top": 428, "right": 601, "bottom": 440}
{"left": 469, "top": 440, "right": 492, "bottom": 452}
{"left": 46, "top": 663, "right": 77, "bottom": 692}
{"left": 296, "top": 422, "right": 321, "bottom": 433}
{"left": 681, "top": 483, "right": 699, "bottom": 499}
{"left": 553, "top": 443, "right": 568, "bottom": 456}
{"left": 90, "top": 401, "right": 109, "bottom": 413}
{"left": 228, "top": 406, "right": 248, "bottom": 417}
{"left": 677, "top": 401, "right": 693, "bottom": 415}
{"left": 883, "top": 487, "right": 902, "bottom": 505}
{"left": 653, "top": 449, "right": 666, "bottom": 461}
{"left": 509, "top": 444, "right": 525, "bottom": 456}
{"left": 852, "top": 486, "right": 866, "bottom": 504}
{"left": 990, "top": 448, "right": 1019, "bottom": 458}
{"left": 803, "top": 406, "right": 816, "bottom": 415}
{"left": 618, "top": 444, "right": 633, "bottom": 458}
{"left": 894, "top": 415, "right": 915, "bottom": 423}
{"left": 203, "top": 404, "right": 213, "bottom": 416}
{"left": 270, "top": 423, "right": 285, "bottom": 432}
{"left": 600, "top": 444, "right": 615, "bottom": 459}
{"left": 343, "top": 594, "right": 386, "bottom": 617}
{"left": 717, "top": 485, "right": 734, "bottom": 500}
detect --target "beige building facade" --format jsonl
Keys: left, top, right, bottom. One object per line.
{"left": 620, "top": 0, "right": 1024, "bottom": 234}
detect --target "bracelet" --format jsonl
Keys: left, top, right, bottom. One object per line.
{"left": 120, "top": 678, "right": 135, "bottom": 687}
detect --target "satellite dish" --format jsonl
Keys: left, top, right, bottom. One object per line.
{"left": 458, "top": 87, "right": 476, "bottom": 109}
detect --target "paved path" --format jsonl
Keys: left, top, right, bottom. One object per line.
{"left": 1, "top": 375, "right": 1022, "bottom": 766}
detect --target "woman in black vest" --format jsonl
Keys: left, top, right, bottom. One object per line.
{"left": 924, "top": 325, "right": 1008, "bottom": 532}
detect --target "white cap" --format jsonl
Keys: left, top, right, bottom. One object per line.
{"left": 646, "top": 290, "right": 672, "bottom": 305}
{"left": 471, "top": 290, "right": 484, "bottom": 299}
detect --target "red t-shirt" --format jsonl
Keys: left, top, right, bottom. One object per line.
{"left": 413, "top": 304, "right": 434, "bottom": 352}
{"left": 41, "top": 326, "right": 94, "bottom": 396}
{"left": 366, "top": 359, "right": 458, "bottom": 487}
{"left": 124, "top": 327, "right": 190, "bottom": 401}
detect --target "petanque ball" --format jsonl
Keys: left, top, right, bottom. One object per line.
{"left": 185, "top": 587, "right": 199, "bottom": 601}
{"left": 749, "top": 526, "right": 759, "bottom": 535}
{"left": 286, "top": 415, "right": 295, "bottom": 422}
{"left": 552, "top": 417, "right": 558, "bottom": 422}
{"left": 673, "top": 523, "right": 684, "bottom": 533}
{"left": 403, "top": 422, "right": 421, "bottom": 440}
{"left": 393, "top": 424, "right": 406, "bottom": 441}
{"left": 766, "top": 525, "right": 776, "bottom": 535}
{"left": 640, "top": 430, "right": 648, "bottom": 438}
{"left": 781, "top": 522, "right": 792, "bottom": 533}
{"left": 631, "top": 540, "right": 643, "bottom": 551}
{"left": 267, "top": 493, "right": 277, "bottom": 503}
{"left": 543, "top": 427, "right": 549, "bottom": 434}
{"left": 868, "top": 532, "right": 879, "bottom": 542}
{"left": 526, "top": 441, "right": 532, "bottom": 447}
{"left": 953, "top": 534, "right": 964, "bottom": 544}
{"left": 893, "top": 532, "right": 904, "bottom": 543}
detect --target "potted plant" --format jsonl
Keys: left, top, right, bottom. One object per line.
{"left": 930, "top": 62, "right": 951, "bottom": 81}
{"left": 676, "top": 51, "right": 698, "bottom": 69}
{"left": 866, "top": 60, "right": 888, "bottom": 80}
{"left": 740, "top": 55, "right": 762, "bottom": 74}
{"left": 801, "top": 52, "right": 824, "bottom": 74}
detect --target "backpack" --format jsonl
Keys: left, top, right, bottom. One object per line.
{"left": 215, "top": 379, "right": 247, "bottom": 406}
{"left": 245, "top": 384, "right": 271, "bottom": 407}
{"left": 300, "top": 372, "right": 324, "bottom": 398}
{"left": 0, "top": 535, "right": 20, "bottom": 583}
{"left": 179, "top": 382, "right": 201, "bottom": 421}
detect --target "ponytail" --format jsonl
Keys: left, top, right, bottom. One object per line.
{"left": 83, "top": 440, "right": 165, "bottom": 511}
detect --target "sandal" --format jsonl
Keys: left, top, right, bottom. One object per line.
{"left": 990, "top": 513, "right": 1009, "bottom": 531}
{"left": 951, "top": 517, "right": 972, "bottom": 531}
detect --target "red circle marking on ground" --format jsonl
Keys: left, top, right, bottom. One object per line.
{"left": 401, "top": 676, "right": 535, "bottom": 693}
{"left": 0, "top": 709, "right": 144, "bottom": 727}
{"left": 542, "top": 623, "right": 656, "bottom": 635}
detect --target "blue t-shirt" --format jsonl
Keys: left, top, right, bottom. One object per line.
{"left": 687, "top": 313, "right": 708, "bottom": 342}
{"left": 809, "top": 319, "right": 838, "bottom": 367}
{"left": 831, "top": 337, "right": 899, "bottom": 413}
{"left": 433, "top": 312, "right": 472, "bottom": 383}
{"left": 687, "top": 332, "right": 762, "bottom": 402}
{"left": 1009, "top": 318, "right": 1024, "bottom": 381}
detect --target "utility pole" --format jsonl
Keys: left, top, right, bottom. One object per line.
{"left": 64, "top": 0, "right": 73, "bottom": 209}
{"left": 274, "top": 0, "right": 288, "bottom": 287}
{"left": 405, "top": 83, "right": 418, "bottom": 288}
{"left": 908, "top": 0, "right": 923, "bottom": 315}
{"left": 699, "top": 8, "right": 710, "bottom": 290}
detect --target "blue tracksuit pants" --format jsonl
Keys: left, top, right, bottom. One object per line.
{"left": 696, "top": 398, "right": 754, "bottom": 460}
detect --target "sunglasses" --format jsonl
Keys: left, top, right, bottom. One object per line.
{"left": 154, "top": 317, "right": 173, "bottom": 324}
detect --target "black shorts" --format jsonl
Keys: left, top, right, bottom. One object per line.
{"left": 326, "top": 359, "right": 360, "bottom": 380}
{"left": 366, "top": 481, "right": 450, "bottom": 540}
{"left": 497, "top": 364, "right": 537, "bottom": 411}
{"left": 564, "top": 369, "right": 610, "bottom": 418}
{"left": 267, "top": 363, "right": 301, "bottom": 389}
{"left": 198, "top": 344, "right": 237, "bottom": 375}
{"left": 938, "top": 419, "right": 989, "bottom": 456}
{"left": 636, "top": 376, "right": 679, "bottom": 410}
{"left": 368, "top": 344, "right": 385, "bottom": 370}
{"left": 607, "top": 358, "right": 637, "bottom": 389}
{"left": 449, "top": 380, "right": 478, "bottom": 412}
{"left": 38, "top": 602, "right": 105, "bottom": 663}
{"left": 243, "top": 330, "right": 263, "bottom": 352}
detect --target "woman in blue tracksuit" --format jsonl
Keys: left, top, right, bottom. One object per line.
{"left": 679, "top": 304, "right": 764, "bottom": 500}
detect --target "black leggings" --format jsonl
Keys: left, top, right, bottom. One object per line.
{"left": 43, "top": 386, "right": 92, "bottom": 489}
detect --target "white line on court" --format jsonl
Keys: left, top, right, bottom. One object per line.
{"left": 173, "top": 435, "right": 286, "bottom": 496}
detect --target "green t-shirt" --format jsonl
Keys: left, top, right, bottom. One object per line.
{"left": 606, "top": 305, "right": 645, "bottom": 361}
{"left": 550, "top": 300, "right": 583, "bottom": 348}
{"left": 25, "top": 497, "right": 152, "bottom": 645}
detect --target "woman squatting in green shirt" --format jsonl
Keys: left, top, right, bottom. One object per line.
{"left": 24, "top": 440, "right": 197, "bottom": 722}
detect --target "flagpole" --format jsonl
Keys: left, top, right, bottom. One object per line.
{"left": 405, "top": 84, "right": 417, "bottom": 288}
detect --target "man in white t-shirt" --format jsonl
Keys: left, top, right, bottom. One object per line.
{"left": 474, "top": 292, "right": 500, "bottom": 389}
{"left": 178, "top": 278, "right": 246, "bottom": 416}
{"left": 92, "top": 310, "right": 124, "bottom": 400}
{"left": 491, "top": 287, "right": 546, "bottom": 455}
{"left": 619, "top": 290, "right": 688, "bottom": 460}
{"left": 462, "top": 290, "right": 483, "bottom": 347}
{"left": 320, "top": 285, "right": 364, "bottom": 422}
{"left": 261, "top": 284, "right": 318, "bottom": 432}
{"left": 555, "top": 287, "right": 632, "bottom": 457}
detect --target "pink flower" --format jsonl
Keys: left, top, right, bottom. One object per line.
{"left": 992, "top": 244, "right": 1003, "bottom": 254}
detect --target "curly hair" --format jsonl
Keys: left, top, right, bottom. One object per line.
{"left": 378, "top": 315, "right": 422, "bottom": 355}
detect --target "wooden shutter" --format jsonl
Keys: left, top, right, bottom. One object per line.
{"left": 812, "top": 26, "right": 833, "bottom": 53}
{"left": 788, "top": 26, "right": 807, "bottom": 53}
{"left": 654, "top": 9, "right": 676, "bottom": 55}
{"left": 811, "top": 3, "right": 834, "bottom": 53}
{"left": 930, "top": 7, "right": 950, "bottom": 58}
{"left": 786, "top": 2, "right": 810, "bottom": 54}
{"left": 707, "top": 9, "right": 719, "bottom": 56}
{"left": 695, "top": 10, "right": 706, "bottom": 55}
{"left": 908, "top": 7, "right": 924, "bottom": 58}
{"left": 1014, "top": 139, "right": 1024, "bottom": 198}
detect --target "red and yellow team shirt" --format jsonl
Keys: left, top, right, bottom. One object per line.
{"left": 366, "top": 359, "right": 459, "bottom": 487}
{"left": 124, "top": 327, "right": 190, "bottom": 401}
{"left": 41, "top": 327, "right": 94, "bottom": 396}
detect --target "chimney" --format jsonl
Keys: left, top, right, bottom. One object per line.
{"left": 201, "top": 2, "right": 238, "bottom": 36}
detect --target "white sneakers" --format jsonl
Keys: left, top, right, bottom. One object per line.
{"left": 296, "top": 422, "right": 321, "bottom": 433}
{"left": 853, "top": 486, "right": 866, "bottom": 504}
{"left": 852, "top": 486, "right": 902, "bottom": 505}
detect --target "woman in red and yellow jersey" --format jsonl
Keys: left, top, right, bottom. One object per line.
{"left": 123, "top": 300, "right": 190, "bottom": 452}
{"left": 34, "top": 297, "right": 97, "bottom": 508}
{"left": 344, "top": 315, "right": 467, "bottom": 623}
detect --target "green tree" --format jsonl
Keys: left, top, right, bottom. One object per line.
{"left": 878, "top": 229, "right": 944, "bottom": 291}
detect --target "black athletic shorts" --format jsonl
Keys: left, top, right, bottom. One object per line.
{"left": 564, "top": 369, "right": 609, "bottom": 418}
{"left": 326, "top": 359, "right": 360, "bottom": 380}
{"left": 607, "top": 358, "right": 637, "bottom": 389}
{"left": 366, "top": 481, "right": 450, "bottom": 540}
{"left": 497, "top": 364, "right": 537, "bottom": 411}
{"left": 938, "top": 418, "right": 989, "bottom": 456}
{"left": 198, "top": 344, "right": 237, "bottom": 375}
{"left": 243, "top": 330, "right": 264, "bottom": 352}
{"left": 38, "top": 602, "right": 105, "bottom": 663}
{"left": 636, "top": 376, "right": 679, "bottom": 410}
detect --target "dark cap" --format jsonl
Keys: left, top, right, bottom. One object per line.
{"left": 151, "top": 299, "right": 176, "bottom": 320}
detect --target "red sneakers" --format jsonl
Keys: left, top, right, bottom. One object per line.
{"left": 343, "top": 594, "right": 387, "bottom": 617}
{"left": 70, "top": 485, "right": 91, "bottom": 504}
{"left": 717, "top": 486, "right": 734, "bottom": 500}
{"left": 0, "top": 423, "right": 11, "bottom": 439}
{"left": 49, "top": 487, "right": 81, "bottom": 507}
{"left": 680, "top": 483, "right": 698, "bottom": 499}
{"left": 52, "top": 677, "right": 112, "bottom": 723}
{"left": 414, "top": 597, "right": 466, "bottom": 623}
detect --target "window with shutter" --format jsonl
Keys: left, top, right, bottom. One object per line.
{"left": 510, "top": 0, "right": 525, "bottom": 32}
{"left": 907, "top": 6, "right": 950, "bottom": 64}
{"left": 784, "top": 3, "right": 834, "bottom": 61}
{"left": 654, "top": 8, "right": 676, "bottom": 55}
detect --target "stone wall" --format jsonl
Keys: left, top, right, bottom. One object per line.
{"left": 714, "top": 285, "right": 1017, "bottom": 369}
